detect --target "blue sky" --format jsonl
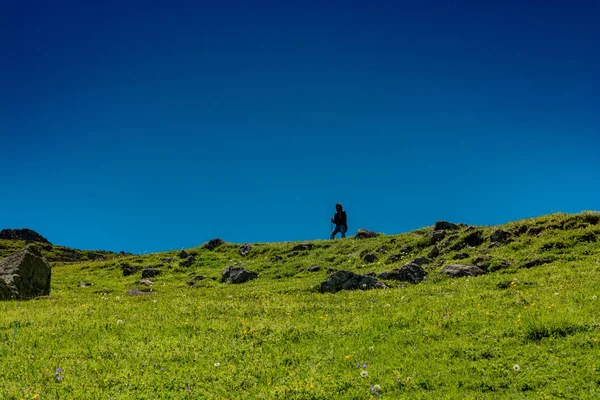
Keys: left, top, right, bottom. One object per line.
{"left": 1, "top": 0, "right": 598, "bottom": 253}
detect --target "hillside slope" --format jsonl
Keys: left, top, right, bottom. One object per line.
{"left": 1, "top": 212, "right": 599, "bottom": 399}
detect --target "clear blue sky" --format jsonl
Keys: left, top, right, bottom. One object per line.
{"left": 1, "top": 0, "right": 598, "bottom": 253}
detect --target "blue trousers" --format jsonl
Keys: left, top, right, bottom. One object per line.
{"left": 330, "top": 225, "right": 347, "bottom": 239}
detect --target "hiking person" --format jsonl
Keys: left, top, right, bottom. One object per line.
{"left": 330, "top": 203, "right": 348, "bottom": 239}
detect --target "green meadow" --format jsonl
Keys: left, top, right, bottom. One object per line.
{"left": 1, "top": 212, "right": 600, "bottom": 399}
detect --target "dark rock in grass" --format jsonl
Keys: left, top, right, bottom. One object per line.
{"left": 363, "top": 253, "right": 378, "bottom": 263}
{"left": 178, "top": 249, "right": 189, "bottom": 259}
{"left": 411, "top": 256, "right": 431, "bottom": 267}
{"left": 354, "top": 229, "right": 380, "bottom": 240}
{"left": 378, "top": 262, "right": 427, "bottom": 284}
{"left": 434, "top": 221, "right": 460, "bottom": 231}
{"left": 0, "top": 229, "right": 51, "bottom": 244}
{"left": 473, "top": 256, "right": 492, "bottom": 270}
{"left": 141, "top": 268, "right": 161, "bottom": 279}
{"left": 292, "top": 243, "right": 314, "bottom": 251}
{"left": 428, "top": 230, "right": 446, "bottom": 244}
{"left": 121, "top": 262, "right": 141, "bottom": 277}
{"left": 440, "top": 264, "right": 485, "bottom": 278}
{"left": 160, "top": 257, "right": 175, "bottom": 264}
{"left": 326, "top": 268, "right": 338, "bottom": 274}
{"left": 270, "top": 255, "right": 283, "bottom": 262}
{"left": 187, "top": 276, "right": 205, "bottom": 286}
{"left": 126, "top": 287, "right": 153, "bottom": 296}
{"left": 453, "top": 252, "right": 470, "bottom": 260}
{"left": 202, "top": 238, "right": 225, "bottom": 250}
{"left": 306, "top": 265, "right": 321, "bottom": 272}
{"left": 239, "top": 243, "right": 253, "bottom": 256}
{"left": 319, "top": 270, "right": 387, "bottom": 293}
{"left": 519, "top": 258, "right": 552, "bottom": 269}
{"left": 377, "top": 245, "right": 389, "bottom": 253}
{"left": 179, "top": 255, "right": 196, "bottom": 268}
{"left": 79, "top": 281, "right": 93, "bottom": 287}
{"left": 439, "top": 235, "right": 459, "bottom": 249}
{"left": 0, "top": 246, "right": 51, "bottom": 300}
{"left": 221, "top": 266, "right": 258, "bottom": 284}
{"left": 464, "top": 230, "right": 485, "bottom": 247}
{"left": 490, "top": 229, "right": 511, "bottom": 243}
{"left": 428, "top": 246, "right": 440, "bottom": 259}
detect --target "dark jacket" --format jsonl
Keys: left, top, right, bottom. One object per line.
{"left": 332, "top": 210, "right": 347, "bottom": 227}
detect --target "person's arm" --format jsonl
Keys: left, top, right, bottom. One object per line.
{"left": 342, "top": 211, "right": 347, "bottom": 226}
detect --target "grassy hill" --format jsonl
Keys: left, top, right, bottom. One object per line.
{"left": 1, "top": 212, "right": 600, "bottom": 399}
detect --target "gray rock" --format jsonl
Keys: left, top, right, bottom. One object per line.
{"left": 378, "top": 262, "right": 427, "bottom": 284}
{"left": 141, "top": 268, "right": 161, "bottom": 278}
{"left": 306, "top": 265, "right": 321, "bottom": 272}
{"left": 363, "top": 253, "right": 378, "bottom": 263}
{"left": 411, "top": 256, "right": 431, "bottom": 266}
{"left": 429, "top": 230, "right": 446, "bottom": 244}
{"left": 221, "top": 266, "right": 258, "bottom": 284}
{"left": 0, "top": 229, "right": 50, "bottom": 244}
{"left": 202, "top": 238, "right": 225, "bottom": 250}
{"left": 239, "top": 243, "right": 253, "bottom": 256}
{"left": 0, "top": 246, "right": 51, "bottom": 300}
{"left": 179, "top": 255, "right": 196, "bottom": 268}
{"left": 434, "top": 221, "right": 460, "bottom": 231}
{"left": 319, "top": 270, "right": 387, "bottom": 293}
{"left": 519, "top": 258, "right": 552, "bottom": 269}
{"left": 160, "top": 257, "right": 175, "bottom": 264}
{"left": 453, "top": 252, "right": 470, "bottom": 260}
{"left": 464, "top": 230, "right": 484, "bottom": 247}
{"left": 386, "top": 253, "right": 404, "bottom": 263}
{"left": 428, "top": 246, "right": 440, "bottom": 259}
{"left": 490, "top": 229, "right": 511, "bottom": 243}
{"left": 354, "top": 229, "right": 380, "bottom": 239}
{"left": 270, "top": 255, "right": 283, "bottom": 262}
{"left": 126, "top": 288, "right": 153, "bottom": 296}
{"left": 440, "top": 264, "right": 485, "bottom": 278}
{"left": 139, "top": 279, "right": 154, "bottom": 286}
{"left": 79, "top": 281, "right": 93, "bottom": 287}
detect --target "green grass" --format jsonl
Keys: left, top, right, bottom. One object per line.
{"left": 1, "top": 212, "right": 600, "bottom": 399}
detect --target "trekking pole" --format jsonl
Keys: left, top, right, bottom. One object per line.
{"left": 330, "top": 221, "right": 333, "bottom": 239}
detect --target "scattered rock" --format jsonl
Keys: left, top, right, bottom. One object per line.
{"left": 221, "top": 266, "right": 258, "bottom": 284}
{"left": 453, "top": 252, "right": 470, "bottom": 260}
{"left": 429, "top": 230, "right": 446, "bottom": 244}
{"left": 292, "top": 243, "right": 314, "bottom": 251}
{"left": 439, "top": 235, "right": 459, "bottom": 249}
{"left": 187, "top": 276, "right": 205, "bottom": 286}
{"left": 363, "top": 253, "right": 378, "bottom": 263}
{"left": 434, "top": 221, "right": 460, "bottom": 231}
{"left": 378, "top": 262, "right": 427, "bottom": 284}
{"left": 239, "top": 243, "right": 253, "bottom": 256}
{"left": 0, "top": 229, "right": 50, "bottom": 244}
{"left": 120, "top": 262, "right": 141, "bottom": 277}
{"left": 160, "top": 257, "right": 175, "bottom": 264}
{"left": 411, "top": 256, "right": 431, "bottom": 266}
{"left": 178, "top": 249, "right": 189, "bottom": 259}
{"left": 440, "top": 264, "right": 485, "bottom": 278}
{"left": 354, "top": 229, "right": 380, "bottom": 240}
{"left": 202, "top": 238, "right": 225, "bottom": 250}
{"left": 306, "top": 265, "right": 321, "bottom": 272}
{"left": 79, "top": 281, "right": 93, "bottom": 287}
{"left": 270, "top": 255, "right": 283, "bottom": 262}
{"left": 464, "top": 231, "right": 484, "bottom": 247}
{"left": 0, "top": 246, "right": 51, "bottom": 300}
{"left": 319, "top": 270, "right": 387, "bottom": 293}
{"left": 473, "top": 256, "right": 491, "bottom": 270}
{"left": 519, "top": 258, "right": 552, "bottom": 269}
{"left": 490, "top": 229, "right": 511, "bottom": 243}
{"left": 428, "top": 246, "right": 440, "bottom": 259}
{"left": 326, "top": 268, "right": 338, "bottom": 274}
{"left": 139, "top": 279, "right": 154, "bottom": 286}
{"left": 179, "top": 255, "right": 196, "bottom": 268}
{"left": 141, "top": 268, "right": 161, "bottom": 279}
{"left": 377, "top": 245, "right": 389, "bottom": 253}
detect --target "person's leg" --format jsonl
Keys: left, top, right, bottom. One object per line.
{"left": 330, "top": 226, "right": 341, "bottom": 239}
{"left": 341, "top": 225, "right": 347, "bottom": 238}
